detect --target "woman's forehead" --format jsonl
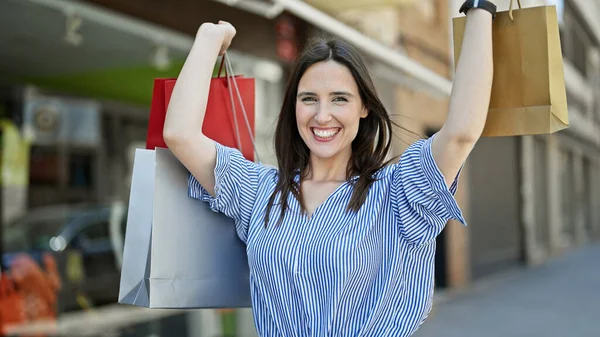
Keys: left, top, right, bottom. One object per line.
{"left": 298, "top": 61, "right": 358, "bottom": 93}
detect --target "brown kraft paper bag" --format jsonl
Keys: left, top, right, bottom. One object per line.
{"left": 452, "top": 1, "right": 569, "bottom": 137}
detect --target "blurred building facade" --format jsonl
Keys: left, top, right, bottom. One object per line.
{"left": 463, "top": 0, "right": 600, "bottom": 278}
{"left": 1, "top": 0, "right": 599, "bottom": 336}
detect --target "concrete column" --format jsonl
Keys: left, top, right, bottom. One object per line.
{"left": 186, "top": 309, "right": 222, "bottom": 337}
{"left": 521, "top": 136, "right": 545, "bottom": 265}
{"left": 237, "top": 309, "right": 259, "bottom": 337}
{"left": 546, "top": 135, "right": 564, "bottom": 254}
{"left": 572, "top": 151, "right": 588, "bottom": 246}
{"left": 592, "top": 162, "right": 600, "bottom": 240}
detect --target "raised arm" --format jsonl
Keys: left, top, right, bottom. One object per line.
{"left": 432, "top": 7, "right": 494, "bottom": 187}
{"left": 163, "top": 21, "right": 236, "bottom": 197}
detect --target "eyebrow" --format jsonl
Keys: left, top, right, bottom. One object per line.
{"left": 297, "top": 91, "right": 355, "bottom": 98}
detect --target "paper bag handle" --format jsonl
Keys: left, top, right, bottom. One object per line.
{"left": 509, "top": 0, "right": 522, "bottom": 21}
{"left": 223, "top": 53, "right": 261, "bottom": 163}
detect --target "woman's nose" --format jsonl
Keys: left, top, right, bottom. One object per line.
{"left": 314, "top": 106, "right": 332, "bottom": 124}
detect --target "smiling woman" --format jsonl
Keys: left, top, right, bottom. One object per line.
{"left": 165, "top": 5, "right": 494, "bottom": 334}
{"left": 266, "top": 39, "right": 393, "bottom": 227}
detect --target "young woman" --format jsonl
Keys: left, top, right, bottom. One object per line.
{"left": 163, "top": 1, "right": 494, "bottom": 335}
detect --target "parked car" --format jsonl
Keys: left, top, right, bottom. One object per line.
{"left": 3, "top": 203, "right": 127, "bottom": 312}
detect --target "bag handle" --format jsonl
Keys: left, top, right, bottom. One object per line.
{"left": 509, "top": 0, "right": 522, "bottom": 22}
{"left": 222, "top": 53, "right": 261, "bottom": 163}
{"left": 216, "top": 56, "right": 228, "bottom": 78}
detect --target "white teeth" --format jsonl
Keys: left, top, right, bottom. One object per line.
{"left": 313, "top": 129, "right": 339, "bottom": 138}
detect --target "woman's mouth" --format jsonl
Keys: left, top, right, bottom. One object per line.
{"left": 311, "top": 127, "right": 340, "bottom": 142}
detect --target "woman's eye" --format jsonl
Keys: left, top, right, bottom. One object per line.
{"left": 301, "top": 97, "right": 317, "bottom": 102}
{"left": 333, "top": 96, "right": 348, "bottom": 102}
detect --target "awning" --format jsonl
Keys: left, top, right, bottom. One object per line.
{"left": 0, "top": 0, "right": 280, "bottom": 106}
{"left": 2, "top": 0, "right": 452, "bottom": 105}
{"left": 0, "top": 0, "right": 191, "bottom": 105}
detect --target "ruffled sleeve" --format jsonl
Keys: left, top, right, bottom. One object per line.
{"left": 390, "top": 134, "right": 466, "bottom": 246}
{"left": 188, "top": 141, "right": 268, "bottom": 243}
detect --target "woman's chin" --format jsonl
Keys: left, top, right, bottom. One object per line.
{"left": 307, "top": 144, "right": 344, "bottom": 160}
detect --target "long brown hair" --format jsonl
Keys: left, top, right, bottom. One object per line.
{"left": 264, "top": 37, "right": 395, "bottom": 227}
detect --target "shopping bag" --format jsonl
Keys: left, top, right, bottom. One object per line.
{"left": 118, "top": 147, "right": 251, "bottom": 308}
{"left": 145, "top": 56, "right": 256, "bottom": 161}
{"left": 452, "top": 0, "right": 569, "bottom": 137}
{"left": 144, "top": 78, "right": 172, "bottom": 150}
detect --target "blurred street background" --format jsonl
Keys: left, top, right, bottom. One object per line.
{"left": 415, "top": 243, "right": 600, "bottom": 337}
{"left": 0, "top": 0, "right": 598, "bottom": 336}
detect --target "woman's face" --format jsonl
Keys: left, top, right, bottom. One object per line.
{"left": 295, "top": 60, "right": 368, "bottom": 161}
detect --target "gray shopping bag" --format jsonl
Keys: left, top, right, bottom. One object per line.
{"left": 118, "top": 147, "right": 251, "bottom": 308}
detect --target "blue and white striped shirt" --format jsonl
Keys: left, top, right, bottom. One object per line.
{"left": 188, "top": 134, "right": 466, "bottom": 337}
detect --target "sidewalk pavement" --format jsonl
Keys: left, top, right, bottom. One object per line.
{"left": 414, "top": 243, "right": 600, "bottom": 337}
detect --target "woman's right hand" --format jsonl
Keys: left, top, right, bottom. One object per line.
{"left": 198, "top": 21, "right": 237, "bottom": 55}
{"left": 166, "top": 20, "right": 237, "bottom": 197}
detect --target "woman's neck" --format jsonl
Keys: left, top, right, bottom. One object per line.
{"left": 304, "top": 148, "right": 352, "bottom": 182}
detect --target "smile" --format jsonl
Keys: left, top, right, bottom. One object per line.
{"left": 311, "top": 127, "right": 340, "bottom": 140}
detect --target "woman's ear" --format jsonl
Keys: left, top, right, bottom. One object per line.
{"left": 360, "top": 106, "right": 368, "bottom": 118}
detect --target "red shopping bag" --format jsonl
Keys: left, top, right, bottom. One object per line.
{"left": 145, "top": 57, "right": 256, "bottom": 161}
